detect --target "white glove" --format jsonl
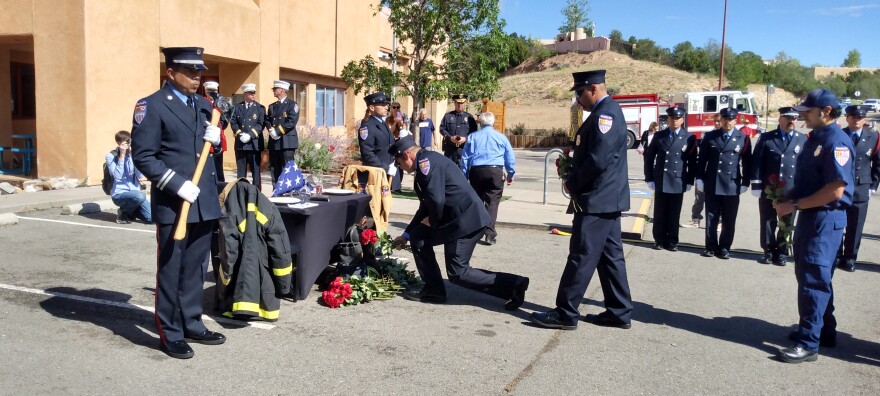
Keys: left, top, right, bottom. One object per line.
{"left": 239, "top": 133, "right": 252, "bottom": 144}
{"left": 751, "top": 189, "right": 762, "bottom": 198}
{"left": 696, "top": 180, "right": 704, "bottom": 192}
{"left": 204, "top": 124, "right": 221, "bottom": 145}
{"left": 686, "top": 184, "right": 693, "bottom": 192}
{"left": 387, "top": 164, "right": 398, "bottom": 177}
{"left": 177, "top": 180, "right": 200, "bottom": 204}
{"left": 269, "top": 127, "right": 280, "bottom": 140}
{"left": 647, "top": 181, "right": 655, "bottom": 190}
{"left": 739, "top": 186, "right": 748, "bottom": 194}
{"left": 871, "top": 189, "right": 876, "bottom": 197}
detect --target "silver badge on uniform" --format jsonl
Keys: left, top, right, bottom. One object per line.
{"left": 734, "top": 145, "right": 741, "bottom": 153}
{"left": 794, "top": 145, "right": 800, "bottom": 154}
{"left": 867, "top": 149, "right": 872, "bottom": 156}
{"left": 681, "top": 144, "right": 687, "bottom": 152}
{"left": 576, "top": 135, "right": 581, "bottom": 146}
{"left": 814, "top": 145, "right": 822, "bottom": 156}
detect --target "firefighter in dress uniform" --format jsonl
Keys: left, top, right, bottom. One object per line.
{"left": 529, "top": 70, "right": 633, "bottom": 331}
{"left": 131, "top": 47, "right": 226, "bottom": 359}
{"left": 265, "top": 80, "right": 300, "bottom": 185}
{"left": 230, "top": 83, "right": 266, "bottom": 190}
{"left": 644, "top": 106, "right": 697, "bottom": 251}
{"left": 775, "top": 88, "right": 854, "bottom": 364}
{"left": 836, "top": 104, "right": 880, "bottom": 272}
{"left": 695, "top": 107, "right": 753, "bottom": 260}
{"left": 750, "top": 107, "right": 807, "bottom": 266}
{"left": 357, "top": 92, "right": 396, "bottom": 180}
{"left": 390, "top": 136, "right": 529, "bottom": 310}
{"left": 439, "top": 94, "right": 478, "bottom": 165}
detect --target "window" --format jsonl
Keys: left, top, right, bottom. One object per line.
{"left": 735, "top": 97, "right": 750, "bottom": 113}
{"left": 703, "top": 96, "right": 718, "bottom": 113}
{"left": 11, "top": 62, "right": 36, "bottom": 118}
{"left": 316, "top": 86, "right": 345, "bottom": 127}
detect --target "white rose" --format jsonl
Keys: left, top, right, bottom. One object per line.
{"left": 315, "top": 143, "right": 321, "bottom": 150}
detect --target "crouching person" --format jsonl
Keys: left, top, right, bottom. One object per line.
{"left": 390, "top": 136, "right": 529, "bottom": 310}
{"left": 106, "top": 131, "right": 152, "bottom": 224}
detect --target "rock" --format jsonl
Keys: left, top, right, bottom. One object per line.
{"left": 49, "top": 177, "right": 80, "bottom": 190}
{"left": 23, "top": 184, "right": 38, "bottom": 193}
{"left": 0, "top": 182, "right": 15, "bottom": 195}
{"left": 0, "top": 213, "right": 18, "bottom": 226}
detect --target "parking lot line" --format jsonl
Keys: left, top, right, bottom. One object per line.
{"left": 17, "top": 216, "right": 155, "bottom": 233}
{"left": 0, "top": 282, "right": 275, "bottom": 330}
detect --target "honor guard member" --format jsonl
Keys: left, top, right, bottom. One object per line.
{"left": 231, "top": 83, "right": 266, "bottom": 190}
{"left": 750, "top": 107, "right": 807, "bottom": 265}
{"left": 460, "top": 112, "right": 516, "bottom": 246}
{"left": 775, "top": 88, "right": 854, "bottom": 364}
{"left": 837, "top": 104, "right": 880, "bottom": 272}
{"left": 202, "top": 81, "right": 229, "bottom": 182}
{"left": 390, "top": 136, "right": 529, "bottom": 310}
{"left": 439, "top": 94, "right": 478, "bottom": 165}
{"left": 530, "top": 70, "right": 633, "bottom": 331}
{"left": 644, "top": 106, "right": 697, "bottom": 251}
{"left": 695, "top": 107, "right": 753, "bottom": 259}
{"left": 131, "top": 47, "right": 226, "bottom": 359}
{"left": 265, "top": 80, "right": 300, "bottom": 185}
{"left": 358, "top": 92, "right": 396, "bottom": 179}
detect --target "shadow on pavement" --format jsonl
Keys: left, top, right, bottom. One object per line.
{"left": 591, "top": 299, "right": 880, "bottom": 367}
{"left": 39, "top": 287, "right": 159, "bottom": 350}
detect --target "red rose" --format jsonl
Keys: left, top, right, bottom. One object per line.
{"left": 322, "top": 290, "right": 343, "bottom": 308}
{"left": 360, "top": 229, "right": 378, "bottom": 246}
{"left": 778, "top": 180, "right": 785, "bottom": 188}
{"left": 768, "top": 174, "right": 780, "bottom": 185}
{"left": 563, "top": 148, "right": 571, "bottom": 156}
{"left": 329, "top": 145, "right": 336, "bottom": 152}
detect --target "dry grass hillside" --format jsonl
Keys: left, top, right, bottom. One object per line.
{"left": 497, "top": 51, "right": 799, "bottom": 130}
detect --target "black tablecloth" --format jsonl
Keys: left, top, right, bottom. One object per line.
{"left": 275, "top": 194, "right": 371, "bottom": 300}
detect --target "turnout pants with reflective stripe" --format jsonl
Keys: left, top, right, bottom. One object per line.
{"left": 155, "top": 220, "right": 214, "bottom": 344}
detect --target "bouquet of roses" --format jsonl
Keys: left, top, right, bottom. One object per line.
{"left": 322, "top": 277, "right": 353, "bottom": 308}
{"left": 555, "top": 148, "right": 573, "bottom": 179}
{"left": 763, "top": 174, "right": 794, "bottom": 250}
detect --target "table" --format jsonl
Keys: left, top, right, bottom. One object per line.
{"left": 276, "top": 193, "right": 371, "bottom": 300}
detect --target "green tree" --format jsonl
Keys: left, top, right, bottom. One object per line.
{"left": 845, "top": 70, "right": 879, "bottom": 98}
{"left": 842, "top": 49, "right": 861, "bottom": 68}
{"left": 558, "top": 0, "right": 591, "bottom": 34}
{"left": 632, "top": 38, "right": 671, "bottom": 65}
{"left": 340, "top": 0, "right": 505, "bottom": 116}
{"left": 726, "top": 51, "right": 765, "bottom": 89}
{"left": 820, "top": 75, "right": 848, "bottom": 97}
{"left": 608, "top": 29, "right": 623, "bottom": 41}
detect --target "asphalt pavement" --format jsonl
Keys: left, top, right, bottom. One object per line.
{"left": 0, "top": 148, "right": 879, "bottom": 394}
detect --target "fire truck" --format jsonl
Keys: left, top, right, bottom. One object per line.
{"left": 571, "top": 90, "right": 761, "bottom": 148}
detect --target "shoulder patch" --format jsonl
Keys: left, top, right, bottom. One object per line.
{"left": 358, "top": 127, "right": 369, "bottom": 140}
{"left": 133, "top": 99, "right": 148, "bottom": 125}
{"left": 418, "top": 158, "right": 430, "bottom": 175}
{"left": 598, "top": 114, "right": 613, "bottom": 134}
{"left": 835, "top": 146, "right": 850, "bottom": 166}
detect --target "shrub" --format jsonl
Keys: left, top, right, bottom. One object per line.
{"left": 508, "top": 122, "right": 527, "bottom": 136}
{"left": 294, "top": 125, "right": 351, "bottom": 172}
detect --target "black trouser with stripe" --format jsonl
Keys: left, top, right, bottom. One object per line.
{"left": 705, "top": 193, "right": 739, "bottom": 252}
{"left": 212, "top": 151, "right": 225, "bottom": 182}
{"left": 235, "top": 149, "right": 262, "bottom": 191}
{"left": 468, "top": 165, "right": 505, "bottom": 240}
{"left": 839, "top": 200, "right": 869, "bottom": 262}
{"left": 758, "top": 196, "right": 794, "bottom": 257}
{"left": 155, "top": 220, "right": 215, "bottom": 345}
{"left": 652, "top": 191, "right": 683, "bottom": 247}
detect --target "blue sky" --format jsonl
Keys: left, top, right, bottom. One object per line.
{"left": 500, "top": 0, "right": 880, "bottom": 68}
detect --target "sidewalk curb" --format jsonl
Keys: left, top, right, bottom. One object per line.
{"left": 0, "top": 194, "right": 110, "bottom": 215}
{"left": 61, "top": 199, "right": 117, "bottom": 215}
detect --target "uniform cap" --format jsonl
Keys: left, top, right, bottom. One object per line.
{"left": 451, "top": 94, "right": 468, "bottom": 103}
{"left": 241, "top": 83, "right": 256, "bottom": 93}
{"left": 792, "top": 88, "right": 839, "bottom": 112}
{"left": 719, "top": 107, "right": 739, "bottom": 120}
{"left": 364, "top": 92, "right": 390, "bottom": 105}
{"left": 569, "top": 69, "right": 606, "bottom": 91}
{"left": 845, "top": 105, "right": 867, "bottom": 117}
{"left": 273, "top": 80, "right": 290, "bottom": 90}
{"left": 666, "top": 107, "right": 686, "bottom": 118}
{"left": 162, "top": 47, "right": 207, "bottom": 70}
{"left": 203, "top": 81, "right": 219, "bottom": 91}
{"left": 778, "top": 107, "right": 799, "bottom": 117}
{"left": 389, "top": 136, "right": 417, "bottom": 158}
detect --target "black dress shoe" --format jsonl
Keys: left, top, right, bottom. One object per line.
{"left": 529, "top": 310, "right": 577, "bottom": 330}
{"left": 485, "top": 235, "right": 497, "bottom": 246}
{"left": 185, "top": 330, "right": 226, "bottom": 345}
{"left": 652, "top": 244, "right": 663, "bottom": 250}
{"left": 161, "top": 340, "right": 194, "bottom": 359}
{"left": 664, "top": 244, "right": 679, "bottom": 252}
{"left": 505, "top": 277, "right": 529, "bottom": 311}
{"left": 772, "top": 255, "right": 787, "bottom": 266}
{"left": 777, "top": 344, "right": 818, "bottom": 363}
{"left": 788, "top": 330, "right": 836, "bottom": 348}
{"left": 758, "top": 253, "right": 773, "bottom": 264}
{"left": 715, "top": 249, "right": 730, "bottom": 260}
{"left": 402, "top": 289, "right": 447, "bottom": 304}
{"left": 583, "top": 312, "right": 631, "bottom": 329}
{"left": 837, "top": 259, "right": 856, "bottom": 272}
{"left": 701, "top": 250, "right": 715, "bottom": 257}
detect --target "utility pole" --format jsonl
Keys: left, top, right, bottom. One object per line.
{"left": 718, "top": 0, "right": 728, "bottom": 90}
{"left": 765, "top": 84, "right": 775, "bottom": 130}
